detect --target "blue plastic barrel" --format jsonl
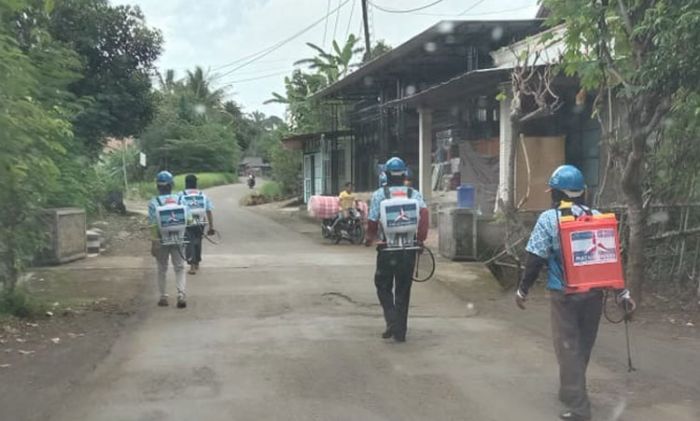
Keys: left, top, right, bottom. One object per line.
{"left": 457, "top": 184, "right": 475, "bottom": 209}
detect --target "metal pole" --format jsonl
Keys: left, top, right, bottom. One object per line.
{"left": 121, "top": 139, "right": 129, "bottom": 192}
{"left": 624, "top": 301, "right": 636, "bottom": 372}
{"left": 361, "top": 0, "right": 371, "bottom": 60}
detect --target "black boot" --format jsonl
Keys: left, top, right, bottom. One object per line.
{"left": 559, "top": 411, "right": 590, "bottom": 421}
{"left": 381, "top": 325, "right": 393, "bottom": 339}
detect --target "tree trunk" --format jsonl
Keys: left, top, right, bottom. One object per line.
{"left": 620, "top": 130, "right": 647, "bottom": 303}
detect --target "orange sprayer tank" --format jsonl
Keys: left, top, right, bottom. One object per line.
{"left": 559, "top": 213, "right": 625, "bottom": 294}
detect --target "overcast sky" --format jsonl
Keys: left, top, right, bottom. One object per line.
{"left": 116, "top": 0, "right": 540, "bottom": 118}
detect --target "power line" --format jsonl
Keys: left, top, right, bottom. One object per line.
{"left": 344, "top": 0, "right": 357, "bottom": 39}
{"left": 215, "top": 0, "right": 352, "bottom": 79}
{"left": 322, "top": 0, "right": 332, "bottom": 47}
{"left": 459, "top": 0, "right": 487, "bottom": 15}
{"left": 416, "top": 5, "right": 534, "bottom": 18}
{"left": 332, "top": 0, "right": 342, "bottom": 43}
{"left": 369, "top": 0, "right": 446, "bottom": 14}
{"left": 219, "top": 70, "right": 293, "bottom": 86}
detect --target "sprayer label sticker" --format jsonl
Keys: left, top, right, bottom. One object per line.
{"left": 159, "top": 208, "right": 186, "bottom": 227}
{"left": 385, "top": 204, "right": 418, "bottom": 228}
{"left": 184, "top": 195, "right": 205, "bottom": 209}
{"left": 570, "top": 229, "right": 618, "bottom": 266}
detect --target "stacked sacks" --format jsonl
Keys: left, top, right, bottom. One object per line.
{"left": 307, "top": 195, "right": 368, "bottom": 220}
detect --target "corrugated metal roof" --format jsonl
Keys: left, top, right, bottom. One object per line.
{"left": 312, "top": 19, "right": 543, "bottom": 100}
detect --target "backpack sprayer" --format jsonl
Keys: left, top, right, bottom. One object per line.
{"left": 379, "top": 188, "right": 421, "bottom": 251}
{"left": 180, "top": 190, "right": 222, "bottom": 245}
{"left": 558, "top": 206, "right": 636, "bottom": 371}
{"left": 181, "top": 190, "right": 208, "bottom": 227}
{"left": 154, "top": 197, "right": 189, "bottom": 250}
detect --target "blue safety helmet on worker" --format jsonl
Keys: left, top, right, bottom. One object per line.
{"left": 156, "top": 170, "right": 174, "bottom": 186}
{"left": 548, "top": 165, "right": 585, "bottom": 197}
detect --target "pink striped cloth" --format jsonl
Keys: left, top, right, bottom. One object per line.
{"left": 307, "top": 195, "right": 368, "bottom": 220}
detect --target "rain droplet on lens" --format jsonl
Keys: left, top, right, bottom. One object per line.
{"left": 405, "top": 85, "right": 417, "bottom": 96}
{"left": 438, "top": 21, "right": 455, "bottom": 34}
{"left": 492, "top": 26, "right": 504, "bottom": 41}
{"left": 424, "top": 42, "right": 437, "bottom": 53}
{"left": 194, "top": 104, "right": 206, "bottom": 115}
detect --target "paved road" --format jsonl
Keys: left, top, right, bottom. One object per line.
{"left": 50, "top": 184, "right": 698, "bottom": 421}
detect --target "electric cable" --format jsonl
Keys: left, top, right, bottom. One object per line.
{"left": 332, "top": 0, "right": 342, "bottom": 43}
{"left": 218, "top": 69, "right": 294, "bottom": 87}
{"left": 416, "top": 5, "right": 533, "bottom": 18}
{"left": 213, "top": 0, "right": 351, "bottom": 77}
{"left": 344, "top": 0, "right": 356, "bottom": 39}
{"left": 458, "top": 0, "right": 487, "bottom": 15}
{"left": 323, "top": 0, "right": 332, "bottom": 47}
{"left": 369, "top": 0, "right": 446, "bottom": 14}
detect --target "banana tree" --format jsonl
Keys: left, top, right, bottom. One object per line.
{"left": 294, "top": 34, "right": 363, "bottom": 84}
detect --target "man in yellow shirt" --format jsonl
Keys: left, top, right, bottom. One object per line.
{"left": 329, "top": 182, "right": 356, "bottom": 232}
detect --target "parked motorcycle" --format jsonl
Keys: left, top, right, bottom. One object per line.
{"left": 247, "top": 176, "right": 256, "bottom": 189}
{"left": 321, "top": 207, "right": 365, "bottom": 245}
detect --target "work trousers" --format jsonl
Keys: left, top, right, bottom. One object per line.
{"left": 550, "top": 290, "right": 604, "bottom": 419}
{"left": 374, "top": 250, "right": 417, "bottom": 338}
{"left": 155, "top": 244, "right": 186, "bottom": 299}
{"left": 185, "top": 225, "right": 204, "bottom": 265}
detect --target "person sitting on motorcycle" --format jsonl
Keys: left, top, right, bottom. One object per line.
{"left": 329, "top": 182, "right": 356, "bottom": 232}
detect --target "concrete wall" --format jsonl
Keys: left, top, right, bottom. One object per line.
{"left": 39, "top": 208, "right": 86, "bottom": 265}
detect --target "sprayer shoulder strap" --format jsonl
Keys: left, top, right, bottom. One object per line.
{"left": 156, "top": 197, "right": 163, "bottom": 207}
{"left": 382, "top": 187, "right": 413, "bottom": 200}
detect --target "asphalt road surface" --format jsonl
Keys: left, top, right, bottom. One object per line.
{"left": 48, "top": 184, "right": 698, "bottom": 421}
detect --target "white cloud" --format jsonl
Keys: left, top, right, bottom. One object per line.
{"left": 117, "top": 0, "right": 539, "bottom": 118}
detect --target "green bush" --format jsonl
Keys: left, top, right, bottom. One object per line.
{"left": 260, "top": 181, "right": 283, "bottom": 201}
{"left": 270, "top": 144, "right": 302, "bottom": 196}
{"left": 0, "top": 287, "right": 46, "bottom": 319}
{"left": 128, "top": 172, "right": 237, "bottom": 199}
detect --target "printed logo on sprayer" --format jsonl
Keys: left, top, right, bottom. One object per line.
{"left": 570, "top": 229, "right": 618, "bottom": 266}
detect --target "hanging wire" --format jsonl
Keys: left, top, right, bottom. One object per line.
{"left": 369, "top": 0, "right": 446, "bottom": 14}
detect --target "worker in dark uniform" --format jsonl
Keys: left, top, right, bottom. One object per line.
{"left": 365, "top": 157, "right": 429, "bottom": 342}
{"left": 515, "top": 165, "right": 636, "bottom": 421}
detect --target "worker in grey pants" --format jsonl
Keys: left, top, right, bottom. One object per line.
{"left": 154, "top": 245, "right": 186, "bottom": 305}
{"left": 148, "top": 170, "right": 188, "bottom": 308}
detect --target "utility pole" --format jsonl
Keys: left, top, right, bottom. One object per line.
{"left": 361, "top": 0, "right": 371, "bottom": 60}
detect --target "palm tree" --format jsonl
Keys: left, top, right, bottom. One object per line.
{"left": 158, "top": 69, "right": 180, "bottom": 93}
{"left": 185, "top": 66, "right": 225, "bottom": 107}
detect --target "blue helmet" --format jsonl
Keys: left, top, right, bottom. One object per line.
{"left": 549, "top": 165, "right": 585, "bottom": 197}
{"left": 378, "top": 172, "right": 388, "bottom": 187}
{"left": 156, "top": 170, "right": 174, "bottom": 186}
{"left": 385, "top": 157, "right": 407, "bottom": 176}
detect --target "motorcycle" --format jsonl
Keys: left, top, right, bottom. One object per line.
{"left": 321, "top": 207, "right": 365, "bottom": 245}
{"left": 247, "top": 177, "right": 256, "bottom": 189}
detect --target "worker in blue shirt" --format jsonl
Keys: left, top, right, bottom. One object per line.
{"left": 179, "top": 174, "right": 215, "bottom": 275}
{"left": 148, "top": 171, "right": 188, "bottom": 309}
{"left": 515, "top": 165, "right": 636, "bottom": 421}
{"left": 365, "top": 157, "right": 429, "bottom": 342}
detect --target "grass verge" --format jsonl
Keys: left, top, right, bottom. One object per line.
{"left": 127, "top": 172, "right": 237, "bottom": 199}
{"left": 0, "top": 287, "right": 47, "bottom": 319}
{"left": 241, "top": 181, "right": 286, "bottom": 206}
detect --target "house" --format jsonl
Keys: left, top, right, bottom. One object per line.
{"left": 312, "top": 20, "right": 544, "bottom": 196}
{"left": 282, "top": 131, "right": 353, "bottom": 203}
{"left": 239, "top": 156, "right": 272, "bottom": 177}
